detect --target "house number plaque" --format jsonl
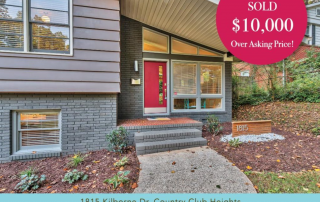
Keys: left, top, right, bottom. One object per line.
{"left": 232, "top": 120, "right": 272, "bottom": 137}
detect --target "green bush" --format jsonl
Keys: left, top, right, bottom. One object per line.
{"left": 106, "top": 127, "right": 128, "bottom": 153}
{"left": 104, "top": 171, "right": 130, "bottom": 189}
{"left": 114, "top": 157, "right": 129, "bottom": 167}
{"left": 62, "top": 169, "right": 88, "bottom": 184}
{"left": 15, "top": 174, "right": 46, "bottom": 192}
{"left": 228, "top": 138, "right": 242, "bottom": 147}
{"left": 67, "top": 153, "right": 86, "bottom": 168}
{"left": 207, "top": 115, "right": 223, "bottom": 136}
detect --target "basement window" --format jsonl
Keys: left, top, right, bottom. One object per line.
{"left": 12, "top": 110, "right": 61, "bottom": 154}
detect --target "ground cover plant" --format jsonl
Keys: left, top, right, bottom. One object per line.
{"left": 67, "top": 153, "right": 87, "bottom": 168}
{"left": 0, "top": 147, "right": 139, "bottom": 193}
{"left": 104, "top": 171, "right": 130, "bottom": 189}
{"left": 245, "top": 171, "right": 320, "bottom": 193}
{"left": 62, "top": 169, "right": 88, "bottom": 184}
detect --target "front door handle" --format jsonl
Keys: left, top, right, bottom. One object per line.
{"left": 165, "top": 89, "right": 167, "bottom": 100}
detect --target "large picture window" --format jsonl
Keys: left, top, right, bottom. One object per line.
{"left": 12, "top": 110, "right": 61, "bottom": 153}
{"left": 172, "top": 61, "right": 224, "bottom": 111}
{"left": 0, "top": 0, "right": 72, "bottom": 54}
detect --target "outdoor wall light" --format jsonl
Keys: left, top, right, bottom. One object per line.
{"left": 134, "top": 60, "right": 139, "bottom": 72}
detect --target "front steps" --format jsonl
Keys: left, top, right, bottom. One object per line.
{"left": 135, "top": 129, "right": 207, "bottom": 155}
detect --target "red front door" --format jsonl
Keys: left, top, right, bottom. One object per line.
{"left": 144, "top": 61, "right": 167, "bottom": 114}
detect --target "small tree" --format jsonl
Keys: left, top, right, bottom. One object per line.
{"left": 106, "top": 127, "right": 128, "bottom": 153}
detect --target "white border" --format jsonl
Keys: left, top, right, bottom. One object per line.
{"left": 0, "top": 0, "right": 73, "bottom": 56}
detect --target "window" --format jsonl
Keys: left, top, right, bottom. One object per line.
{"left": 0, "top": 0, "right": 72, "bottom": 54}
{"left": 172, "top": 61, "right": 224, "bottom": 111}
{"left": 317, "top": 8, "right": 320, "bottom": 16}
{"left": 199, "top": 48, "right": 221, "bottom": 57}
{"left": 306, "top": 25, "right": 310, "bottom": 36}
{"left": 240, "top": 70, "right": 250, "bottom": 77}
{"left": 172, "top": 62, "right": 197, "bottom": 95}
{"left": 201, "top": 64, "right": 222, "bottom": 94}
{"left": 12, "top": 110, "right": 61, "bottom": 153}
{"left": 143, "top": 28, "right": 168, "bottom": 53}
{"left": 172, "top": 38, "right": 198, "bottom": 55}
{"left": 0, "top": 0, "right": 24, "bottom": 50}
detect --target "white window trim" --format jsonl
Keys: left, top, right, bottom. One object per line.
{"left": 171, "top": 60, "right": 226, "bottom": 113}
{"left": 0, "top": 0, "right": 73, "bottom": 56}
{"left": 142, "top": 27, "right": 169, "bottom": 54}
{"left": 11, "top": 109, "right": 62, "bottom": 154}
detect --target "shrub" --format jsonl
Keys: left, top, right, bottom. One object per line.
{"left": 106, "top": 127, "right": 128, "bottom": 153}
{"left": 62, "top": 169, "right": 88, "bottom": 184}
{"left": 114, "top": 157, "right": 129, "bottom": 167}
{"left": 19, "top": 167, "right": 37, "bottom": 177}
{"left": 207, "top": 115, "right": 223, "bottom": 136}
{"left": 104, "top": 171, "right": 130, "bottom": 189}
{"left": 15, "top": 174, "right": 46, "bottom": 192}
{"left": 67, "top": 153, "right": 86, "bottom": 168}
{"left": 228, "top": 138, "right": 242, "bottom": 147}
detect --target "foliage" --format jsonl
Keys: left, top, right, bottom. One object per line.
{"left": 104, "top": 171, "right": 130, "bottom": 189}
{"left": 206, "top": 115, "right": 223, "bottom": 136}
{"left": 67, "top": 153, "right": 86, "bottom": 168}
{"left": 19, "top": 167, "right": 37, "bottom": 177}
{"left": 106, "top": 127, "right": 128, "bottom": 153}
{"left": 228, "top": 138, "right": 242, "bottom": 148}
{"left": 15, "top": 174, "right": 46, "bottom": 192}
{"left": 245, "top": 171, "right": 320, "bottom": 193}
{"left": 311, "top": 127, "right": 320, "bottom": 136}
{"left": 114, "top": 157, "right": 129, "bottom": 167}
{"left": 62, "top": 169, "right": 88, "bottom": 184}
{"left": 233, "top": 49, "right": 320, "bottom": 107}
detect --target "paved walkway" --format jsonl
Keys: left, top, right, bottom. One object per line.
{"left": 134, "top": 147, "right": 256, "bottom": 193}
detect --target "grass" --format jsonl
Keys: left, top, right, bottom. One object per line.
{"left": 245, "top": 171, "right": 320, "bottom": 193}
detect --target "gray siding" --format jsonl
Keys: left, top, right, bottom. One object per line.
{"left": 0, "top": 0, "right": 120, "bottom": 93}
{"left": 0, "top": 94, "right": 117, "bottom": 163}
{"left": 118, "top": 16, "right": 232, "bottom": 122}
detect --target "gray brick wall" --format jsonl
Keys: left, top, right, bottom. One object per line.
{"left": 118, "top": 16, "right": 144, "bottom": 119}
{"left": 0, "top": 94, "right": 117, "bottom": 163}
{"left": 119, "top": 16, "right": 232, "bottom": 122}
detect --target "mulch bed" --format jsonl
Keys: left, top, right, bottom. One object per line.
{"left": 0, "top": 147, "right": 140, "bottom": 193}
{"left": 204, "top": 123, "right": 320, "bottom": 172}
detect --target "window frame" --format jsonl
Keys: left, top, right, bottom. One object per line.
{"left": 0, "top": 0, "right": 73, "bottom": 56}
{"left": 11, "top": 109, "right": 62, "bottom": 154}
{"left": 142, "top": 27, "right": 169, "bottom": 54}
{"left": 171, "top": 60, "right": 225, "bottom": 113}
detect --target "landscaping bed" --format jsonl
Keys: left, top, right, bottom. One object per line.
{"left": 204, "top": 123, "right": 320, "bottom": 172}
{"left": 0, "top": 147, "right": 140, "bottom": 193}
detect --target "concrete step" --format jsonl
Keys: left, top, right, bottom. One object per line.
{"left": 135, "top": 137, "right": 207, "bottom": 155}
{"left": 134, "top": 129, "right": 202, "bottom": 144}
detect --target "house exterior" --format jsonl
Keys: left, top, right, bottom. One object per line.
{"left": 0, "top": 0, "right": 232, "bottom": 162}
{"left": 305, "top": 2, "right": 320, "bottom": 46}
